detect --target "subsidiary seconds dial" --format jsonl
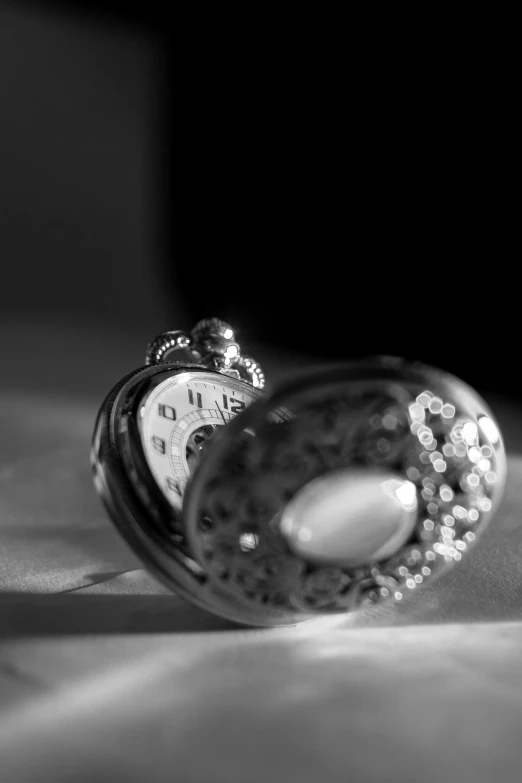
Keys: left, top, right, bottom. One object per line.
{"left": 138, "top": 371, "right": 263, "bottom": 509}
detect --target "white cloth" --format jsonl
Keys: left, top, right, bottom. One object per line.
{"left": 1, "top": 327, "right": 522, "bottom": 782}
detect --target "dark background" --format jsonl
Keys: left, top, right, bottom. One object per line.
{"left": 0, "top": 3, "right": 517, "bottom": 396}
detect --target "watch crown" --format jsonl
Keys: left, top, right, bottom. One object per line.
{"left": 190, "top": 318, "right": 241, "bottom": 370}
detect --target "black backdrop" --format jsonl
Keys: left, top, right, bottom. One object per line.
{"left": 166, "top": 8, "right": 516, "bottom": 394}
{"left": 3, "top": 3, "right": 517, "bottom": 396}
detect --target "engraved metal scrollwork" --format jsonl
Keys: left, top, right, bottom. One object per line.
{"left": 183, "top": 360, "right": 506, "bottom": 619}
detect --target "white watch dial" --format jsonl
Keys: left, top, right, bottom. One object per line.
{"left": 138, "top": 371, "right": 263, "bottom": 509}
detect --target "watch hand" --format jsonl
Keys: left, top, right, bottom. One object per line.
{"left": 216, "top": 401, "right": 227, "bottom": 425}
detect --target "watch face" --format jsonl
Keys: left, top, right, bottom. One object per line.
{"left": 138, "top": 370, "right": 263, "bottom": 509}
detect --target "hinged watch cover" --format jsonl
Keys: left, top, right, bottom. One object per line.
{"left": 92, "top": 322, "right": 506, "bottom": 627}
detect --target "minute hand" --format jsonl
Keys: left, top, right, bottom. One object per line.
{"left": 215, "top": 401, "right": 227, "bottom": 425}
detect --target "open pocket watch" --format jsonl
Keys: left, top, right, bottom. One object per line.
{"left": 92, "top": 318, "right": 506, "bottom": 627}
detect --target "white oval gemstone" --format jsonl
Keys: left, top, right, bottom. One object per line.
{"left": 279, "top": 469, "right": 418, "bottom": 568}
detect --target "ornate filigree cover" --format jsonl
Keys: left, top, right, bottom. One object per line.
{"left": 183, "top": 358, "right": 506, "bottom": 620}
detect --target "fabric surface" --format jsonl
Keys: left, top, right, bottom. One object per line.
{"left": 1, "top": 324, "right": 522, "bottom": 782}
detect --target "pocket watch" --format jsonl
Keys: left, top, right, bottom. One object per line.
{"left": 92, "top": 319, "right": 507, "bottom": 627}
